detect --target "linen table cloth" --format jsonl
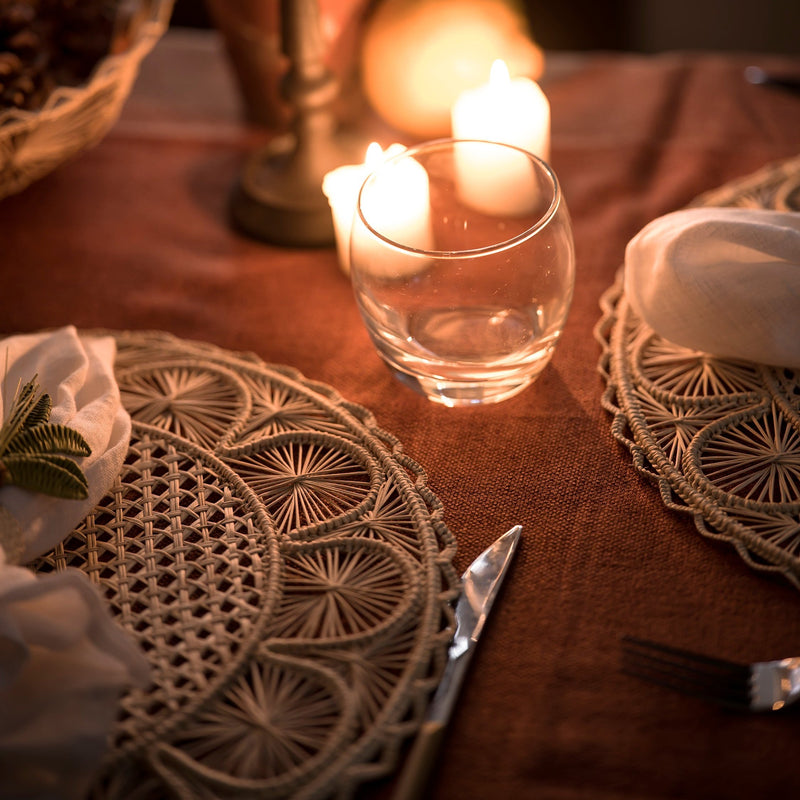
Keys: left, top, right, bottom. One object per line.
{"left": 1, "top": 29, "right": 800, "bottom": 799}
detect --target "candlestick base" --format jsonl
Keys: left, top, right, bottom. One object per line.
{"left": 228, "top": 0, "right": 374, "bottom": 248}
{"left": 230, "top": 135, "right": 328, "bottom": 248}
{"left": 230, "top": 127, "right": 370, "bottom": 248}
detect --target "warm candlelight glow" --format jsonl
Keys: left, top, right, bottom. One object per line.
{"left": 360, "top": 0, "right": 544, "bottom": 139}
{"left": 489, "top": 58, "right": 511, "bottom": 86}
{"left": 365, "top": 142, "right": 385, "bottom": 166}
{"left": 322, "top": 143, "right": 407, "bottom": 274}
{"left": 451, "top": 58, "right": 551, "bottom": 162}
{"left": 351, "top": 149, "right": 434, "bottom": 278}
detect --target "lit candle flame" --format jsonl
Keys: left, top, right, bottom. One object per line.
{"left": 365, "top": 142, "right": 384, "bottom": 165}
{"left": 489, "top": 59, "right": 511, "bottom": 88}
{"left": 364, "top": 142, "right": 408, "bottom": 168}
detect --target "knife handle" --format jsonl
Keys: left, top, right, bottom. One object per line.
{"left": 391, "top": 719, "right": 446, "bottom": 800}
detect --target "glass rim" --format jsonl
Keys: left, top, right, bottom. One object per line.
{"left": 354, "top": 137, "right": 564, "bottom": 258}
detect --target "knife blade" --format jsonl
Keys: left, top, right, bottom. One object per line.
{"left": 391, "top": 524, "right": 522, "bottom": 800}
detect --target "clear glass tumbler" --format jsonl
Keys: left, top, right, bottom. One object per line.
{"left": 350, "top": 139, "right": 575, "bottom": 407}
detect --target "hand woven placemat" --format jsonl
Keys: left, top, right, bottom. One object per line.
{"left": 597, "top": 155, "right": 800, "bottom": 588}
{"left": 32, "top": 330, "right": 458, "bottom": 799}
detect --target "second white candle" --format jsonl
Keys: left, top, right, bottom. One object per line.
{"left": 451, "top": 59, "right": 550, "bottom": 160}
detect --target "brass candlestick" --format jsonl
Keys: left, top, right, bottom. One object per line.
{"left": 229, "top": 0, "right": 368, "bottom": 247}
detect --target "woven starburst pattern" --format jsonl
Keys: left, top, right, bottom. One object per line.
{"left": 597, "top": 155, "right": 800, "bottom": 587}
{"left": 32, "top": 331, "right": 458, "bottom": 799}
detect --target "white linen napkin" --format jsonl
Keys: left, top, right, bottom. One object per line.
{"left": 624, "top": 207, "right": 800, "bottom": 367}
{"left": 0, "top": 326, "right": 131, "bottom": 564}
{"left": 0, "top": 327, "right": 147, "bottom": 800}
{"left": 0, "top": 552, "right": 149, "bottom": 800}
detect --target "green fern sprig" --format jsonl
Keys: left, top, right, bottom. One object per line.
{"left": 0, "top": 375, "right": 91, "bottom": 500}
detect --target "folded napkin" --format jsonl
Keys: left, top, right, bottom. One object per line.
{"left": 0, "top": 552, "right": 149, "bottom": 800}
{"left": 0, "top": 327, "right": 147, "bottom": 800}
{"left": 0, "top": 326, "right": 131, "bottom": 564}
{"left": 624, "top": 207, "right": 800, "bottom": 367}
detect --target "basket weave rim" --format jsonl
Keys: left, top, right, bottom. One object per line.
{"left": 0, "top": 1, "right": 173, "bottom": 135}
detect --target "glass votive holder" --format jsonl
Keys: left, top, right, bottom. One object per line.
{"left": 349, "top": 138, "right": 575, "bottom": 407}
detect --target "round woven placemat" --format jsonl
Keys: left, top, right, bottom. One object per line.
{"left": 597, "top": 155, "right": 800, "bottom": 588}
{"left": 32, "top": 330, "right": 458, "bottom": 799}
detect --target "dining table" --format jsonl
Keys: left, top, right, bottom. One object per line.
{"left": 2, "top": 24, "right": 800, "bottom": 800}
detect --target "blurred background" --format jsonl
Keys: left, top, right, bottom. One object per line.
{"left": 171, "top": 0, "right": 799, "bottom": 55}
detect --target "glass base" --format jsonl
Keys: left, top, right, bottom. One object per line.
{"left": 387, "top": 364, "right": 538, "bottom": 407}
{"left": 365, "top": 315, "right": 559, "bottom": 407}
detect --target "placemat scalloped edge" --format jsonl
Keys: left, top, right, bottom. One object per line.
{"left": 595, "top": 154, "right": 800, "bottom": 590}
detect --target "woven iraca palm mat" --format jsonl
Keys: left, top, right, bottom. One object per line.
{"left": 597, "top": 155, "right": 800, "bottom": 588}
{"left": 32, "top": 330, "right": 459, "bottom": 799}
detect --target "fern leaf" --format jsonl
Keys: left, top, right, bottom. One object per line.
{"left": 23, "top": 393, "right": 52, "bottom": 429}
{"left": 12, "top": 376, "right": 37, "bottom": 413}
{"left": 6, "top": 423, "right": 91, "bottom": 457}
{"left": 0, "top": 376, "right": 40, "bottom": 454}
{"left": 3, "top": 453, "right": 89, "bottom": 499}
{"left": 0, "top": 375, "right": 91, "bottom": 501}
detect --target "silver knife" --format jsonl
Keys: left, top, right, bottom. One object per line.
{"left": 392, "top": 524, "right": 522, "bottom": 800}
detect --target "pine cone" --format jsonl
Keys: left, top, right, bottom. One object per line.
{"left": 0, "top": 0, "right": 123, "bottom": 111}
{"left": 0, "top": 50, "right": 23, "bottom": 78}
{"left": 0, "top": 3, "right": 38, "bottom": 36}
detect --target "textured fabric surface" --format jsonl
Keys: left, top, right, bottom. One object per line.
{"left": 1, "top": 30, "right": 800, "bottom": 800}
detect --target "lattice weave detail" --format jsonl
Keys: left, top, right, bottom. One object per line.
{"left": 597, "top": 155, "right": 800, "bottom": 587}
{"left": 31, "top": 331, "right": 458, "bottom": 799}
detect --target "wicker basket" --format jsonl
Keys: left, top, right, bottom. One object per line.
{"left": 0, "top": 0, "right": 174, "bottom": 200}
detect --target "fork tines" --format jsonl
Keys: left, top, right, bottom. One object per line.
{"left": 621, "top": 635, "right": 752, "bottom": 710}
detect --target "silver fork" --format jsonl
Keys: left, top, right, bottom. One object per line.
{"left": 621, "top": 636, "right": 800, "bottom": 712}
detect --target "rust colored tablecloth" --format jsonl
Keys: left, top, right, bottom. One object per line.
{"left": 2, "top": 29, "right": 800, "bottom": 800}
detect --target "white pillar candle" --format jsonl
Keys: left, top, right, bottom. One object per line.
{"left": 351, "top": 150, "right": 434, "bottom": 278}
{"left": 451, "top": 59, "right": 550, "bottom": 160}
{"left": 322, "top": 142, "right": 406, "bottom": 274}
{"left": 450, "top": 61, "right": 549, "bottom": 217}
